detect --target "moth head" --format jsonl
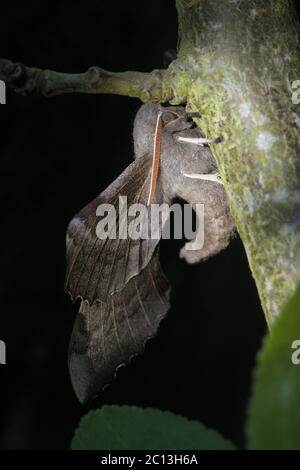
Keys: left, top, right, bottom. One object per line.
{"left": 133, "top": 103, "right": 197, "bottom": 160}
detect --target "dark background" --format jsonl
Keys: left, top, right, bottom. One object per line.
{"left": 0, "top": 0, "right": 296, "bottom": 450}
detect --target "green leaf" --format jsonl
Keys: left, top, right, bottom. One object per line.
{"left": 71, "top": 405, "right": 236, "bottom": 450}
{"left": 247, "top": 285, "right": 300, "bottom": 449}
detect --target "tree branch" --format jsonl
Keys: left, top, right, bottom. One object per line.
{"left": 0, "top": 59, "right": 172, "bottom": 102}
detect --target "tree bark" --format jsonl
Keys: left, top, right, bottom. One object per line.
{"left": 173, "top": 0, "right": 300, "bottom": 326}
{"left": 1, "top": 0, "right": 300, "bottom": 326}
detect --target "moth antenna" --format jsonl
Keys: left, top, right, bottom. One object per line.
{"left": 177, "top": 136, "right": 223, "bottom": 146}
{"left": 147, "top": 111, "right": 163, "bottom": 206}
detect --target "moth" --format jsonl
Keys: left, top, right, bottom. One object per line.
{"left": 65, "top": 103, "right": 235, "bottom": 403}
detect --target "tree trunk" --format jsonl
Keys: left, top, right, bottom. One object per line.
{"left": 173, "top": 0, "right": 300, "bottom": 326}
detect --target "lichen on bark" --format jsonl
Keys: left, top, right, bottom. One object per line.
{"left": 171, "top": 0, "right": 300, "bottom": 326}
{"left": 1, "top": 0, "right": 300, "bottom": 326}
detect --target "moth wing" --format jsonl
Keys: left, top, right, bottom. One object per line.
{"left": 176, "top": 180, "right": 235, "bottom": 263}
{"left": 68, "top": 251, "right": 170, "bottom": 403}
{"left": 65, "top": 154, "right": 169, "bottom": 304}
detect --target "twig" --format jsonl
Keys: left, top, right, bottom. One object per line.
{"left": 0, "top": 59, "right": 172, "bottom": 101}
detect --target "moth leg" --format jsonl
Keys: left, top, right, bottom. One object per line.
{"left": 183, "top": 172, "right": 223, "bottom": 185}
{"left": 176, "top": 181, "right": 235, "bottom": 264}
{"left": 177, "top": 136, "right": 223, "bottom": 146}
